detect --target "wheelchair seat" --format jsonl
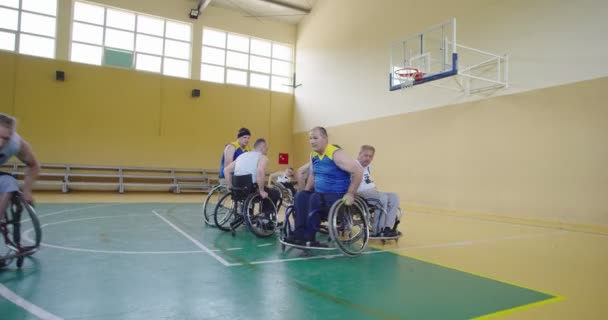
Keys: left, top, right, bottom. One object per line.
{"left": 231, "top": 174, "right": 257, "bottom": 201}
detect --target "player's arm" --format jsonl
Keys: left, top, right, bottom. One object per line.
{"left": 267, "top": 171, "right": 282, "bottom": 187}
{"left": 333, "top": 150, "right": 363, "bottom": 205}
{"left": 297, "top": 162, "right": 310, "bottom": 190}
{"left": 304, "top": 164, "right": 314, "bottom": 192}
{"left": 16, "top": 139, "right": 40, "bottom": 203}
{"left": 257, "top": 156, "right": 269, "bottom": 198}
{"left": 223, "top": 144, "right": 236, "bottom": 166}
{"left": 223, "top": 161, "right": 236, "bottom": 188}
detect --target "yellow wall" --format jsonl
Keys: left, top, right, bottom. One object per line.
{"left": 293, "top": 77, "right": 608, "bottom": 225}
{"left": 1, "top": 51, "right": 293, "bottom": 170}
{"left": 294, "top": 0, "right": 608, "bottom": 131}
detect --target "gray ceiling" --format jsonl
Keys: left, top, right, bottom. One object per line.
{"left": 204, "top": 0, "right": 317, "bottom": 24}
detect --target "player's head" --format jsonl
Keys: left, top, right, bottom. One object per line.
{"left": 309, "top": 126, "right": 328, "bottom": 153}
{"left": 358, "top": 145, "right": 375, "bottom": 167}
{"left": 286, "top": 167, "right": 294, "bottom": 176}
{"left": 253, "top": 138, "right": 267, "bottom": 155}
{"left": 0, "top": 113, "right": 16, "bottom": 149}
{"left": 237, "top": 128, "right": 251, "bottom": 147}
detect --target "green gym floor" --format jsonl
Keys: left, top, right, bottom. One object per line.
{"left": 1, "top": 193, "right": 606, "bottom": 320}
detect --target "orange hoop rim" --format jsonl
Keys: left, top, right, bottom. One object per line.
{"left": 394, "top": 67, "right": 420, "bottom": 79}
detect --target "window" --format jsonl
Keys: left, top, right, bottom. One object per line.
{"left": 201, "top": 27, "right": 294, "bottom": 93}
{"left": 0, "top": 0, "right": 57, "bottom": 58}
{"left": 70, "top": 1, "right": 192, "bottom": 79}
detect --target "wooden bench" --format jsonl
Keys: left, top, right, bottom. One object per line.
{"left": 0, "top": 163, "right": 219, "bottom": 194}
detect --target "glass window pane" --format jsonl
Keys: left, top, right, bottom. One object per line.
{"left": 272, "top": 43, "right": 292, "bottom": 61}
{"left": 164, "top": 39, "right": 190, "bottom": 60}
{"left": 137, "top": 15, "right": 164, "bottom": 36}
{"left": 136, "top": 53, "right": 161, "bottom": 73}
{"left": 271, "top": 75, "right": 291, "bottom": 93}
{"left": 201, "top": 46, "right": 224, "bottom": 65}
{"left": 251, "top": 39, "right": 271, "bottom": 57}
{"left": 19, "top": 33, "right": 54, "bottom": 58}
{"left": 21, "top": 12, "right": 56, "bottom": 37}
{"left": 106, "top": 8, "right": 135, "bottom": 31}
{"left": 72, "top": 22, "right": 103, "bottom": 45}
{"left": 226, "top": 51, "right": 248, "bottom": 69}
{"left": 0, "top": 0, "right": 18, "bottom": 9}
{"left": 250, "top": 55, "right": 270, "bottom": 73}
{"left": 22, "top": 0, "right": 57, "bottom": 16}
{"left": 71, "top": 42, "right": 102, "bottom": 65}
{"left": 0, "top": 31, "right": 16, "bottom": 51}
{"left": 165, "top": 21, "right": 190, "bottom": 41}
{"left": 105, "top": 28, "right": 134, "bottom": 50}
{"left": 272, "top": 59, "right": 291, "bottom": 77}
{"left": 227, "top": 34, "right": 248, "bottom": 53}
{"left": 73, "top": 1, "right": 104, "bottom": 25}
{"left": 250, "top": 73, "right": 269, "bottom": 89}
{"left": 226, "top": 69, "right": 247, "bottom": 86}
{"left": 201, "top": 64, "right": 224, "bottom": 83}
{"left": 163, "top": 57, "right": 189, "bottom": 78}
{"left": 136, "top": 34, "right": 162, "bottom": 55}
{"left": 202, "top": 28, "right": 225, "bottom": 48}
{"left": 104, "top": 48, "right": 133, "bottom": 68}
{"left": 0, "top": 8, "right": 18, "bottom": 31}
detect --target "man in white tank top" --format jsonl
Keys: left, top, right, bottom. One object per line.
{"left": 224, "top": 138, "right": 280, "bottom": 205}
{"left": 0, "top": 114, "right": 40, "bottom": 224}
{"left": 356, "top": 145, "right": 400, "bottom": 237}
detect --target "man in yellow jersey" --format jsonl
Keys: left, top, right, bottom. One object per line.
{"left": 218, "top": 128, "right": 251, "bottom": 184}
{"left": 286, "top": 127, "right": 363, "bottom": 246}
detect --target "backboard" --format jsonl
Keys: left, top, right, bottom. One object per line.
{"left": 389, "top": 18, "right": 458, "bottom": 91}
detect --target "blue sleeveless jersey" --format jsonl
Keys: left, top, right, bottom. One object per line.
{"left": 311, "top": 144, "right": 350, "bottom": 193}
{"left": 219, "top": 141, "right": 250, "bottom": 178}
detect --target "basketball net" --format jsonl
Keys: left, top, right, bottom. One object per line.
{"left": 395, "top": 68, "right": 420, "bottom": 90}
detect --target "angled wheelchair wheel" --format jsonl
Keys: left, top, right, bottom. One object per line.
{"left": 328, "top": 199, "right": 369, "bottom": 256}
{"left": 1, "top": 193, "right": 42, "bottom": 268}
{"left": 243, "top": 194, "right": 278, "bottom": 238}
{"left": 213, "top": 193, "right": 239, "bottom": 232}
{"left": 203, "top": 185, "right": 229, "bottom": 226}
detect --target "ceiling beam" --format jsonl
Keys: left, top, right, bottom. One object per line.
{"left": 197, "top": 0, "right": 212, "bottom": 12}
{"left": 258, "top": 0, "right": 311, "bottom": 14}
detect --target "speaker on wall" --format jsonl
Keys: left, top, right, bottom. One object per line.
{"left": 192, "top": 89, "right": 200, "bottom": 97}
{"left": 56, "top": 70, "right": 65, "bottom": 81}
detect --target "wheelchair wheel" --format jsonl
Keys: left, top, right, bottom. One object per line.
{"left": 328, "top": 199, "right": 369, "bottom": 256}
{"left": 243, "top": 194, "right": 278, "bottom": 238}
{"left": 1, "top": 193, "right": 42, "bottom": 268}
{"left": 203, "top": 185, "right": 229, "bottom": 226}
{"left": 213, "top": 193, "right": 240, "bottom": 232}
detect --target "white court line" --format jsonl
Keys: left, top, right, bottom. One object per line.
{"left": 152, "top": 210, "right": 235, "bottom": 267}
{"left": 23, "top": 203, "right": 124, "bottom": 223}
{"left": 21, "top": 215, "right": 206, "bottom": 255}
{"left": 232, "top": 231, "right": 568, "bottom": 267}
{"left": 225, "top": 248, "right": 243, "bottom": 251}
{"left": 257, "top": 243, "right": 273, "bottom": 247}
{"left": 0, "top": 283, "right": 63, "bottom": 320}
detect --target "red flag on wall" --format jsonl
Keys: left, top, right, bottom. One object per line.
{"left": 278, "top": 153, "right": 289, "bottom": 165}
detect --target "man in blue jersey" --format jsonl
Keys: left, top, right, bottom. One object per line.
{"left": 287, "top": 127, "right": 363, "bottom": 245}
{"left": 218, "top": 128, "right": 251, "bottom": 184}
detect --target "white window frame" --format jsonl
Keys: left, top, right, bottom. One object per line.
{"left": 201, "top": 27, "right": 294, "bottom": 93}
{"left": 0, "top": 0, "right": 57, "bottom": 58}
{"left": 70, "top": 1, "right": 192, "bottom": 78}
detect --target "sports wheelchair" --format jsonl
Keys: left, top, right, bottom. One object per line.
{"left": 213, "top": 174, "right": 279, "bottom": 238}
{"left": 1, "top": 192, "right": 42, "bottom": 269}
{"left": 270, "top": 180, "right": 295, "bottom": 207}
{"left": 362, "top": 198, "right": 403, "bottom": 243}
{"left": 202, "top": 183, "right": 230, "bottom": 227}
{"left": 279, "top": 195, "right": 370, "bottom": 256}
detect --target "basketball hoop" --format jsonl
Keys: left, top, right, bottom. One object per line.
{"left": 394, "top": 68, "right": 422, "bottom": 89}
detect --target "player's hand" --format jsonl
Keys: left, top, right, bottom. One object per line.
{"left": 259, "top": 190, "right": 268, "bottom": 199}
{"left": 342, "top": 193, "right": 354, "bottom": 206}
{"left": 22, "top": 189, "right": 34, "bottom": 204}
